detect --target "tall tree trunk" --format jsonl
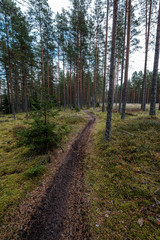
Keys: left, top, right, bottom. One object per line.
{"left": 0, "top": 80, "right": 1, "bottom": 106}
{"left": 87, "top": 57, "right": 91, "bottom": 107}
{"left": 4, "top": 64, "right": 10, "bottom": 113}
{"left": 52, "top": 59, "right": 54, "bottom": 95}
{"left": 83, "top": 68, "right": 85, "bottom": 106}
{"left": 63, "top": 45, "right": 66, "bottom": 110}
{"left": 121, "top": 0, "right": 131, "bottom": 119}
{"left": 141, "top": 0, "right": 152, "bottom": 111}
{"left": 102, "top": 0, "right": 109, "bottom": 112}
{"left": 13, "top": 35, "right": 19, "bottom": 113}
{"left": 150, "top": 2, "right": 160, "bottom": 115}
{"left": 93, "top": 38, "right": 98, "bottom": 109}
{"left": 115, "top": 58, "right": 119, "bottom": 109}
{"left": 80, "top": 35, "right": 83, "bottom": 108}
{"left": 119, "top": 0, "right": 128, "bottom": 113}
{"left": 105, "top": 0, "right": 118, "bottom": 141}
{"left": 67, "top": 72, "right": 69, "bottom": 108}
{"left": 39, "top": 10, "right": 45, "bottom": 89}
{"left": 58, "top": 45, "right": 60, "bottom": 107}
{"left": 74, "top": 54, "right": 77, "bottom": 107}
{"left": 47, "top": 43, "right": 50, "bottom": 94}
{"left": 5, "top": 15, "right": 15, "bottom": 119}
{"left": 14, "top": 61, "right": 19, "bottom": 113}
{"left": 77, "top": 28, "right": 80, "bottom": 108}
{"left": 70, "top": 59, "right": 72, "bottom": 108}
{"left": 22, "top": 64, "right": 28, "bottom": 117}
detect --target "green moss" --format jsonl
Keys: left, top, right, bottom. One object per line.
{"left": 0, "top": 109, "right": 87, "bottom": 232}
{"left": 86, "top": 109, "right": 160, "bottom": 239}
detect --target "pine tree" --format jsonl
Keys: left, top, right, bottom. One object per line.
{"left": 121, "top": 0, "right": 131, "bottom": 119}
{"left": 150, "top": 2, "right": 160, "bottom": 116}
{"left": 105, "top": 0, "right": 119, "bottom": 141}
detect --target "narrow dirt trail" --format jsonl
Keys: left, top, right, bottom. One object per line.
{"left": 22, "top": 111, "right": 95, "bottom": 240}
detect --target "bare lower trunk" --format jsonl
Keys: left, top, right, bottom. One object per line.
{"left": 80, "top": 36, "right": 82, "bottom": 108}
{"left": 70, "top": 60, "right": 72, "bottom": 108}
{"left": 47, "top": 43, "right": 50, "bottom": 94}
{"left": 93, "top": 42, "right": 98, "bottom": 109}
{"left": 67, "top": 73, "right": 69, "bottom": 108}
{"left": 102, "top": 0, "right": 109, "bottom": 112}
{"left": 40, "top": 14, "right": 45, "bottom": 89}
{"left": 5, "top": 16, "right": 15, "bottom": 119}
{"left": 141, "top": 0, "right": 152, "bottom": 111}
{"left": 87, "top": 58, "right": 90, "bottom": 107}
{"left": 58, "top": 45, "right": 60, "bottom": 107}
{"left": 121, "top": 0, "right": 131, "bottom": 119}
{"left": 115, "top": 58, "right": 119, "bottom": 109}
{"left": 150, "top": 3, "right": 160, "bottom": 115}
{"left": 74, "top": 55, "right": 77, "bottom": 107}
{"left": 22, "top": 65, "right": 28, "bottom": 117}
{"left": 14, "top": 62, "right": 19, "bottom": 113}
{"left": 63, "top": 45, "right": 66, "bottom": 111}
{"left": 105, "top": 0, "right": 118, "bottom": 141}
{"left": 119, "top": 0, "right": 128, "bottom": 113}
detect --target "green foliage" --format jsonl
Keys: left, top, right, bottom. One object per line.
{"left": 16, "top": 90, "right": 68, "bottom": 154}
{"left": 96, "top": 102, "right": 100, "bottom": 108}
{"left": 17, "top": 119, "right": 61, "bottom": 153}
{"left": 74, "top": 106, "right": 81, "bottom": 112}
{"left": 24, "top": 165, "right": 45, "bottom": 178}
{"left": 1, "top": 94, "right": 10, "bottom": 114}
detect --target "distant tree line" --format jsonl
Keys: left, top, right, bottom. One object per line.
{"left": 0, "top": 0, "right": 159, "bottom": 122}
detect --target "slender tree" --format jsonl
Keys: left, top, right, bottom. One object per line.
{"left": 121, "top": 0, "right": 131, "bottom": 119}
{"left": 102, "top": 0, "right": 109, "bottom": 112}
{"left": 141, "top": 0, "right": 153, "bottom": 111}
{"left": 105, "top": 0, "right": 119, "bottom": 141}
{"left": 150, "top": 2, "right": 160, "bottom": 115}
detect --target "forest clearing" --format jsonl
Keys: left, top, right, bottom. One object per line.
{"left": 0, "top": 0, "right": 160, "bottom": 239}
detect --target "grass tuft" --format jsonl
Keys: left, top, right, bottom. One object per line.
{"left": 86, "top": 109, "right": 160, "bottom": 239}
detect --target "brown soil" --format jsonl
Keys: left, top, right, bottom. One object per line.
{"left": 20, "top": 111, "right": 95, "bottom": 240}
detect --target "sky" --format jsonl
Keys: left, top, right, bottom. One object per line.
{"left": 16, "top": 0, "right": 157, "bottom": 79}
{"left": 48, "top": 0, "right": 157, "bottom": 79}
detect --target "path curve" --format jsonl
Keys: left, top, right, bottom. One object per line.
{"left": 21, "top": 111, "right": 95, "bottom": 240}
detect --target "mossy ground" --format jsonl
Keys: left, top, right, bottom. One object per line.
{"left": 86, "top": 107, "right": 160, "bottom": 240}
{"left": 0, "top": 109, "right": 87, "bottom": 233}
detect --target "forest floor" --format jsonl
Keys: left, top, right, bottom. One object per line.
{"left": 86, "top": 106, "right": 160, "bottom": 239}
{"left": 0, "top": 105, "right": 160, "bottom": 240}
{"left": 0, "top": 110, "right": 89, "bottom": 239}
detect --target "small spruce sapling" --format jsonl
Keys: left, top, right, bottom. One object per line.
{"left": 16, "top": 89, "right": 68, "bottom": 154}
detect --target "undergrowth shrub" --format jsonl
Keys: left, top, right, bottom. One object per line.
{"left": 74, "top": 106, "right": 80, "bottom": 112}
{"left": 24, "top": 165, "right": 45, "bottom": 178}
{"left": 15, "top": 90, "right": 68, "bottom": 154}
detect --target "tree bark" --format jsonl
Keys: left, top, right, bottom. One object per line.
{"left": 119, "top": 0, "right": 128, "bottom": 113}
{"left": 58, "top": 45, "right": 60, "bottom": 107}
{"left": 102, "top": 0, "right": 109, "bottom": 112}
{"left": 47, "top": 43, "right": 50, "bottom": 94}
{"left": 141, "top": 0, "right": 152, "bottom": 111}
{"left": 70, "top": 59, "right": 72, "bottom": 108}
{"left": 5, "top": 15, "right": 15, "bottom": 119}
{"left": 63, "top": 45, "right": 66, "bottom": 110}
{"left": 93, "top": 38, "right": 98, "bottom": 109}
{"left": 74, "top": 54, "right": 77, "bottom": 107}
{"left": 105, "top": 0, "right": 119, "bottom": 141}
{"left": 115, "top": 58, "right": 119, "bottom": 109}
{"left": 121, "top": 0, "right": 131, "bottom": 119}
{"left": 39, "top": 15, "right": 45, "bottom": 89}
{"left": 80, "top": 34, "right": 83, "bottom": 108}
{"left": 150, "top": 2, "right": 160, "bottom": 115}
